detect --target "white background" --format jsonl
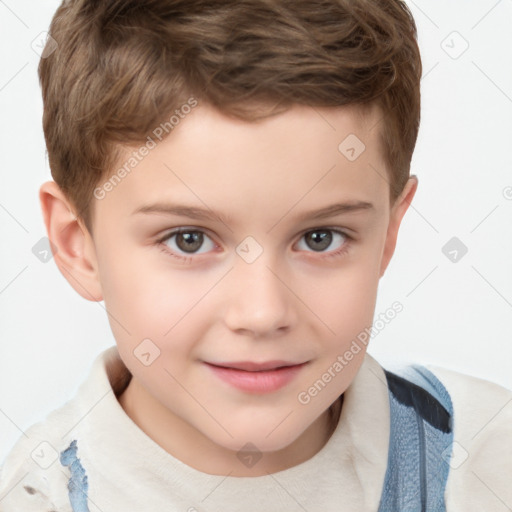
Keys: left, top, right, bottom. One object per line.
{"left": 1, "top": 0, "right": 511, "bottom": 465}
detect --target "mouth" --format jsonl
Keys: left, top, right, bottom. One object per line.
{"left": 203, "top": 360, "right": 309, "bottom": 393}
{"left": 205, "top": 360, "right": 307, "bottom": 372}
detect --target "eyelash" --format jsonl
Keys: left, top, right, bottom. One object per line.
{"left": 156, "top": 227, "right": 353, "bottom": 264}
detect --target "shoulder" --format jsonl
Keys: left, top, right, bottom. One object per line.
{"left": 425, "top": 364, "right": 512, "bottom": 436}
{"left": 425, "top": 365, "right": 512, "bottom": 511}
{"left": 0, "top": 410, "right": 78, "bottom": 511}
{"left": 0, "top": 346, "right": 124, "bottom": 511}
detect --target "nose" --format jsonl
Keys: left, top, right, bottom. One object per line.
{"left": 223, "top": 253, "right": 298, "bottom": 337}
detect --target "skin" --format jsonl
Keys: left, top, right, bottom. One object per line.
{"left": 39, "top": 102, "right": 417, "bottom": 477}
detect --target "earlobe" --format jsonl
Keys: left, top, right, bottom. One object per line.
{"left": 39, "top": 181, "right": 103, "bottom": 302}
{"left": 379, "top": 175, "right": 419, "bottom": 278}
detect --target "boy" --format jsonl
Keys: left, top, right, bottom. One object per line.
{"left": 1, "top": 0, "right": 511, "bottom": 510}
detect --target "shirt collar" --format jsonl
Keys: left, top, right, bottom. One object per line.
{"left": 70, "top": 345, "right": 390, "bottom": 509}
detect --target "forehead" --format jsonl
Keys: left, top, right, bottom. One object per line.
{"left": 94, "top": 102, "right": 388, "bottom": 227}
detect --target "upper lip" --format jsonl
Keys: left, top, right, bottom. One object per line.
{"left": 205, "top": 360, "right": 307, "bottom": 371}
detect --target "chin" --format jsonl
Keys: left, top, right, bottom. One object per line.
{"left": 210, "top": 422, "right": 306, "bottom": 454}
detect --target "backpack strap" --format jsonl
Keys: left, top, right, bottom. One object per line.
{"left": 377, "top": 365, "right": 454, "bottom": 512}
{"left": 60, "top": 439, "right": 91, "bottom": 512}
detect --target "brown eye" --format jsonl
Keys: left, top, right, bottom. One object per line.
{"left": 297, "top": 228, "right": 349, "bottom": 254}
{"left": 175, "top": 231, "right": 204, "bottom": 253}
{"left": 304, "top": 230, "right": 333, "bottom": 251}
{"left": 157, "top": 228, "right": 216, "bottom": 261}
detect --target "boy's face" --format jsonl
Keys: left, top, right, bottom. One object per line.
{"left": 42, "top": 102, "right": 416, "bottom": 472}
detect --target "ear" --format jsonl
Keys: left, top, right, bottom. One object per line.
{"left": 39, "top": 180, "right": 103, "bottom": 301}
{"left": 379, "top": 175, "right": 418, "bottom": 278}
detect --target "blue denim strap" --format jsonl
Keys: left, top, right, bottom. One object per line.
{"left": 377, "top": 365, "right": 454, "bottom": 512}
{"left": 60, "top": 439, "right": 91, "bottom": 512}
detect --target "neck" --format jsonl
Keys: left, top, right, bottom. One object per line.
{"left": 117, "top": 376, "right": 343, "bottom": 477}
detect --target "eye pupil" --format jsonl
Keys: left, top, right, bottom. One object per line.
{"left": 306, "top": 230, "right": 332, "bottom": 251}
{"left": 176, "top": 231, "right": 203, "bottom": 253}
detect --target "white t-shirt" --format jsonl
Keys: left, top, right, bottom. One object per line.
{"left": 0, "top": 346, "right": 510, "bottom": 511}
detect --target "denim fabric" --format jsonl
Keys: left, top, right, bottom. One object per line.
{"left": 378, "top": 366, "right": 454, "bottom": 512}
{"left": 60, "top": 439, "right": 90, "bottom": 512}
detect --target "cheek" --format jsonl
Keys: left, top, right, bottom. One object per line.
{"left": 308, "top": 258, "right": 380, "bottom": 322}
{"left": 96, "top": 244, "right": 211, "bottom": 350}
{"left": 98, "top": 239, "right": 187, "bottom": 316}
{"left": 301, "top": 257, "right": 381, "bottom": 367}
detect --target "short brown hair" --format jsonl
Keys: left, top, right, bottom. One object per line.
{"left": 39, "top": 0, "right": 422, "bottom": 235}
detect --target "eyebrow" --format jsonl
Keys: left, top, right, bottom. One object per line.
{"left": 132, "top": 200, "right": 374, "bottom": 224}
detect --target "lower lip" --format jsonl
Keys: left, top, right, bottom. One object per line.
{"left": 204, "top": 362, "right": 307, "bottom": 393}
